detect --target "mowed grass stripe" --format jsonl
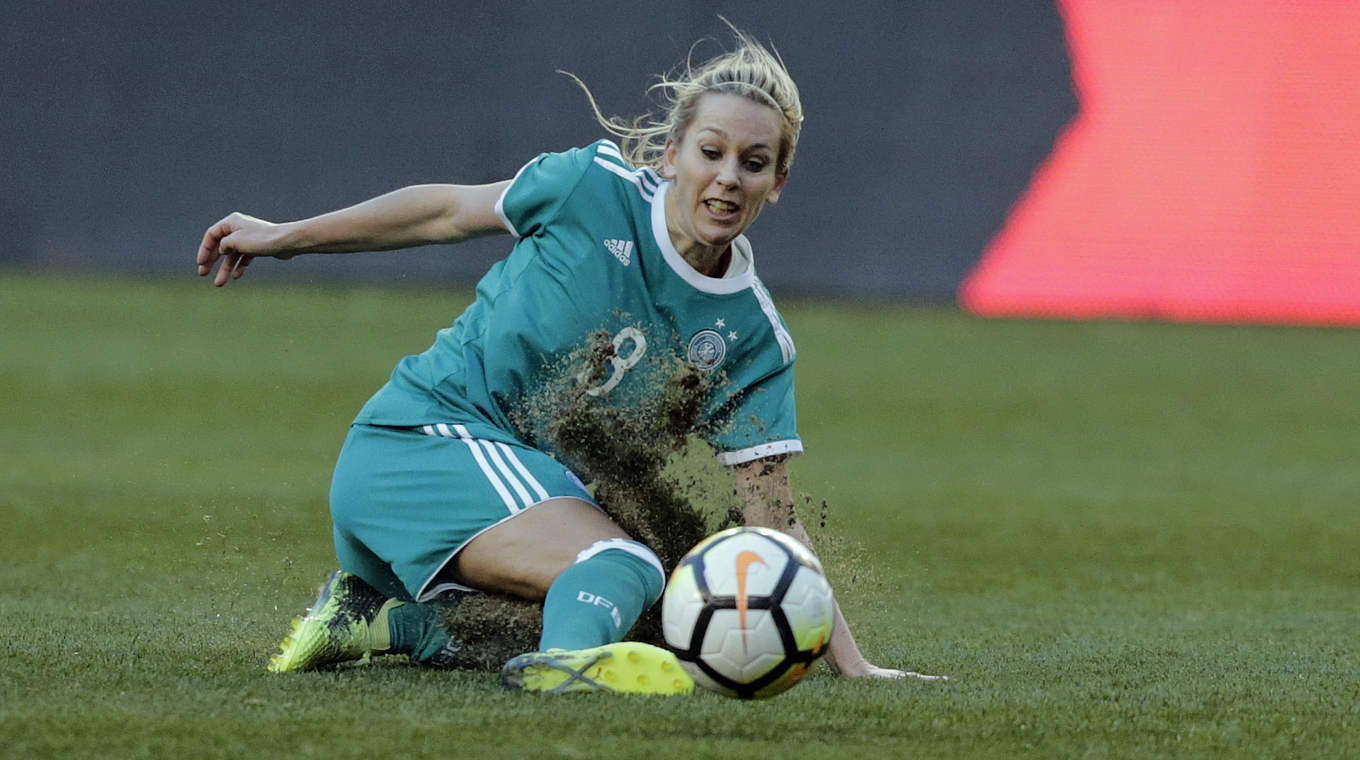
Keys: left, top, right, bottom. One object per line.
{"left": 1, "top": 273, "right": 1356, "bottom": 759}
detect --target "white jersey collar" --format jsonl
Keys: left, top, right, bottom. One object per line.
{"left": 651, "top": 181, "right": 756, "bottom": 295}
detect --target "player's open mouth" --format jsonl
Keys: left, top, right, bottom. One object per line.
{"left": 704, "top": 199, "right": 740, "bottom": 216}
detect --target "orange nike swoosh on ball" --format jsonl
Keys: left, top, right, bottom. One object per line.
{"left": 734, "top": 550, "right": 767, "bottom": 651}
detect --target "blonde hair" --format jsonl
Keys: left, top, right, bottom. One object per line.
{"left": 564, "top": 22, "right": 804, "bottom": 176}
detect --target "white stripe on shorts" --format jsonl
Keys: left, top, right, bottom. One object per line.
{"left": 419, "top": 425, "right": 559, "bottom": 515}
{"left": 495, "top": 441, "right": 550, "bottom": 502}
{"left": 432, "top": 423, "right": 520, "bottom": 514}
{"left": 478, "top": 439, "right": 533, "bottom": 509}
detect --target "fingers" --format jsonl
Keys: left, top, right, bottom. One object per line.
{"left": 213, "top": 251, "right": 252, "bottom": 287}
{"left": 868, "top": 666, "right": 950, "bottom": 681}
{"left": 197, "top": 217, "right": 235, "bottom": 276}
{"left": 845, "top": 663, "right": 950, "bottom": 681}
{"left": 212, "top": 251, "right": 234, "bottom": 287}
{"left": 199, "top": 213, "right": 252, "bottom": 279}
{"left": 197, "top": 212, "right": 286, "bottom": 286}
{"left": 199, "top": 213, "right": 262, "bottom": 286}
{"left": 232, "top": 253, "right": 253, "bottom": 279}
{"left": 902, "top": 670, "right": 950, "bottom": 682}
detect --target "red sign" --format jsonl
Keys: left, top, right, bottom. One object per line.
{"left": 961, "top": 0, "right": 1360, "bottom": 326}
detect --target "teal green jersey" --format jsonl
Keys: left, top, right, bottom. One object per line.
{"left": 353, "top": 140, "right": 801, "bottom": 466}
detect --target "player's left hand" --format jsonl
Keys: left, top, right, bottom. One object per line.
{"left": 836, "top": 659, "right": 950, "bottom": 681}
{"left": 196, "top": 212, "right": 295, "bottom": 287}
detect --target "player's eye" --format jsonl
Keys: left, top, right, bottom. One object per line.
{"left": 744, "top": 158, "right": 768, "bottom": 172}
{"left": 701, "top": 147, "right": 722, "bottom": 160}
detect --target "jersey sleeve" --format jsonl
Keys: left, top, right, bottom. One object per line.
{"left": 706, "top": 363, "right": 803, "bottom": 466}
{"left": 494, "top": 144, "right": 597, "bottom": 239}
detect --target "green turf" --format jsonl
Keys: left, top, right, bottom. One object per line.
{"left": 2, "top": 272, "right": 1356, "bottom": 759}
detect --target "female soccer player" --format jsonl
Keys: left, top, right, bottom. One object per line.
{"left": 197, "top": 26, "right": 935, "bottom": 693}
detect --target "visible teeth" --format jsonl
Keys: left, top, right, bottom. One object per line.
{"left": 706, "top": 200, "right": 738, "bottom": 213}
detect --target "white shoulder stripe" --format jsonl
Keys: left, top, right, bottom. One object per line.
{"left": 594, "top": 142, "right": 637, "bottom": 175}
{"left": 593, "top": 142, "right": 661, "bottom": 198}
{"left": 593, "top": 156, "right": 655, "bottom": 202}
{"left": 595, "top": 140, "right": 626, "bottom": 162}
{"left": 638, "top": 167, "right": 660, "bottom": 194}
{"left": 751, "top": 281, "right": 796, "bottom": 363}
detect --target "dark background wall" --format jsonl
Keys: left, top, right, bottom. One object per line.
{"left": 0, "top": 1, "right": 1074, "bottom": 299}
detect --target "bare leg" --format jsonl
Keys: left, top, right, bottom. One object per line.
{"left": 450, "top": 496, "right": 630, "bottom": 600}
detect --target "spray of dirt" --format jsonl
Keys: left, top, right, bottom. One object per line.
{"left": 436, "top": 329, "right": 746, "bottom": 667}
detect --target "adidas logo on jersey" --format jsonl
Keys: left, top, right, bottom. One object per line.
{"left": 604, "top": 239, "right": 634, "bottom": 267}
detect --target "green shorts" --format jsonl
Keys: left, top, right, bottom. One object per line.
{"left": 329, "top": 423, "right": 596, "bottom": 602}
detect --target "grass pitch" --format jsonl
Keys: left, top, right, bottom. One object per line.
{"left": 1, "top": 272, "right": 1356, "bottom": 759}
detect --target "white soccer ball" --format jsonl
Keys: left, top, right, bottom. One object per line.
{"left": 661, "top": 526, "right": 836, "bottom": 699}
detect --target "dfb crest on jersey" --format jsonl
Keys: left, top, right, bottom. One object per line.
{"left": 686, "top": 329, "right": 727, "bottom": 371}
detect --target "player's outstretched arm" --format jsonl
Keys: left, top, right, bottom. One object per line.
{"left": 730, "top": 456, "right": 948, "bottom": 682}
{"left": 196, "top": 181, "right": 512, "bottom": 287}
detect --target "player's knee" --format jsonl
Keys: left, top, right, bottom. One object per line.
{"left": 574, "top": 538, "right": 666, "bottom": 607}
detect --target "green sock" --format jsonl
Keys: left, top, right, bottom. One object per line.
{"left": 539, "top": 541, "right": 665, "bottom": 651}
{"left": 386, "top": 601, "right": 455, "bottom": 665}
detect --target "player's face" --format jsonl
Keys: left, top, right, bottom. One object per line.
{"left": 662, "top": 93, "right": 788, "bottom": 270}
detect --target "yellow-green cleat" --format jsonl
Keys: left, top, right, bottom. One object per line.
{"left": 267, "top": 571, "right": 398, "bottom": 673}
{"left": 500, "top": 642, "right": 695, "bottom": 695}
